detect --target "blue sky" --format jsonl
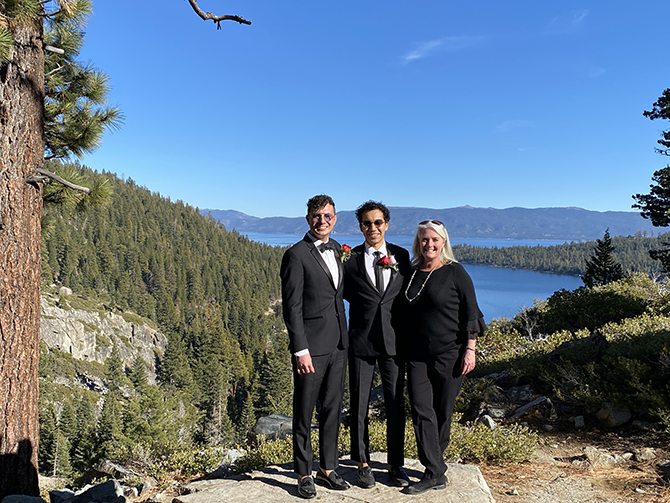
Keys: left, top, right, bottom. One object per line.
{"left": 79, "top": 1, "right": 668, "bottom": 218}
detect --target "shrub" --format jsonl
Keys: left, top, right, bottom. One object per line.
{"left": 234, "top": 416, "right": 537, "bottom": 474}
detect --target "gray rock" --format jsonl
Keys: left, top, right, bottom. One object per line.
{"left": 486, "top": 407, "right": 506, "bottom": 419}
{"left": 121, "top": 486, "right": 137, "bottom": 499}
{"left": 180, "top": 453, "right": 495, "bottom": 503}
{"left": 79, "top": 480, "right": 123, "bottom": 502}
{"left": 253, "top": 414, "right": 293, "bottom": 440}
{"left": 506, "top": 396, "right": 557, "bottom": 423}
{"left": 2, "top": 497, "right": 47, "bottom": 503}
{"left": 76, "top": 373, "right": 106, "bottom": 393}
{"left": 40, "top": 295, "right": 167, "bottom": 384}
{"left": 634, "top": 448, "right": 657, "bottom": 462}
{"left": 49, "top": 490, "right": 75, "bottom": 503}
{"left": 505, "top": 385, "right": 533, "bottom": 402}
{"left": 59, "top": 286, "right": 73, "bottom": 296}
{"left": 632, "top": 419, "right": 652, "bottom": 431}
{"left": 477, "top": 415, "right": 497, "bottom": 430}
{"left": 95, "top": 460, "right": 137, "bottom": 479}
{"left": 596, "top": 402, "right": 631, "bottom": 428}
{"left": 570, "top": 415, "right": 585, "bottom": 429}
{"left": 584, "top": 446, "right": 626, "bottom": 468}
{"left": 137, "top": 477, "right": 158, "bottom": 498}
{"left": 541, "top": 424, "right": 554, "bottom": 432}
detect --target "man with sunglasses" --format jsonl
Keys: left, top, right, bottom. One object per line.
{"left": 280, "top": 194, "right": 350, "bottom": 499}
{"left": 343, "top": 201, "right": 411, "bottom": 489}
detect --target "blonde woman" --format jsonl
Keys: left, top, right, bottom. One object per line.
{"left": 401, "top": 220, "right": 485, "bottom": 495}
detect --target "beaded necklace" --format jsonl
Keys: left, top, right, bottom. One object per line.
{"left": 404, "top": 262, "right": 441, "bottom": 302}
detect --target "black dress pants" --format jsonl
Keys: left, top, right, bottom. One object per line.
{"left": 349, "top": 353, "right": 405, "bottom": 467}
{"left": 292, "top": 347, "right": 347, "bottom": 476}
{"left": 406, "top": 347, "right": 463, "bottom": 478}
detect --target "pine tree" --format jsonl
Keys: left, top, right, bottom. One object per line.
{"left": 582, "top": 229, "right": 624, "bottom": 288}
{"left": 72, "top": 394, "right": 97, "bottom": 472}
{"left": 104, "top": 343, "right": 128, "bottom": 393}
{"left": 257, "top": 338, "right": 293, "bottom": 416}
{"left": 129, "top": 354, "right": 149, "bottom": 392}
{"left": 38, "top": 403, "right": 57, "bottom": 475}
{"left": 160, "top": 333, "right": 197, "bottom": 395}
{"left": 52, "top": 431, "right": 72, "bottom": 479}
{"left": 96, "top": 394, "right": 124, "bottom": 461}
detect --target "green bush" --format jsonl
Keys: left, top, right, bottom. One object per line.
{"left": 233, "top": 416, "right": 537, "bottom": 474}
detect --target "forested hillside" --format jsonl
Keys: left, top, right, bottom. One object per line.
{"left": 39, "top": 162, "right": 292, "bottom": 480}
{"left": 454, "top": 234, "right": 668, "bottom": 276}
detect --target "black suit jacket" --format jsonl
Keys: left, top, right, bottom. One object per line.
{"left": 343, "top": 242, "right": 410, "bottom": 357}
{"left": 280, "top": 234, "right": 348, "bottom": 356}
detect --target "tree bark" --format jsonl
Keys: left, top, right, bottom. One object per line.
{"left": 0, "top": 15, "right": 44, "bottom": 498}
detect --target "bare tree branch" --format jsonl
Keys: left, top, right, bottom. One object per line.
{"left": 34, "top": 167, "right": 90, "bottom": 193}
{"left": 186, "top": 0, "right": 252, "bottom": 29}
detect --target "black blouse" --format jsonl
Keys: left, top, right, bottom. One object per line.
{"left": 403, "top": 262, "right": 485, "bottom": 358}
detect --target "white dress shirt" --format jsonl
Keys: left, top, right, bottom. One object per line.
{"left": 365, "top": 241, "right": 391, "bottom": 292}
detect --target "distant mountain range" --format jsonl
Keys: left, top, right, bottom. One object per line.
{"left": 200, "top": 206, "right": 657, "bottom": 241}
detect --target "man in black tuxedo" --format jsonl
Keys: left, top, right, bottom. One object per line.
{"left": 280, "top": 194, "right": 350, "bottom": 499}
{"left": 343, "top": 201, "right": 411, "bottom": 489}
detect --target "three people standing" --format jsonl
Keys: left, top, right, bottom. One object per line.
{"left": 280, "top": 196, "right": 484, "bottom": 498}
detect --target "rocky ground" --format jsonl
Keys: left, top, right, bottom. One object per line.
{"left": 478, "top": 431, "right": 670, "bottom": 503}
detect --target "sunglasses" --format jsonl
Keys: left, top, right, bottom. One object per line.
{"left": 419, "top": 219, "right": 444, "bottom": 226}
{"left": 362, "top": 219, "right": 386, "bottom": 228}
{"left": 311, "top": 213, "right": 334, "bottom": 223}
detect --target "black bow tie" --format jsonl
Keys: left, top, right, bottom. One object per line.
{"left": 318, "top": 241, "right": 337, "bottom": 253}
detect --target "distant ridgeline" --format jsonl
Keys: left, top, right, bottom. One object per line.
{"left": 39, "top": 163, "right": 293, "bottom": 479}
{"left": 202, "top": 206, "right": 656, "bottom": 241}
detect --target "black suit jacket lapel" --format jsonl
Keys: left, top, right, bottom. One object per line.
{"left": 355, "top": 247, "right": 377, "bottom": 292}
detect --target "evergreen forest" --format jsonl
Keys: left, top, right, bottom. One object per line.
{"left": 453, "top": 234, "right": 668, "bottom": 277}
{"left": 39, "top": 161, "right": 293, "bottom": 479}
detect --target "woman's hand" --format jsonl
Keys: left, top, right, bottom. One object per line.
{"left": 461, "top": 347, "right": 476, "bottom": 375}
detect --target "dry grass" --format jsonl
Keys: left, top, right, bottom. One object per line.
{"left": 477, "top": 432, "right": 670, "bottom": 503}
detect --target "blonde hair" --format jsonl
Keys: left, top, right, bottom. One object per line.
{"left": 410, "top": 220, "right": 457, "bottom": 267}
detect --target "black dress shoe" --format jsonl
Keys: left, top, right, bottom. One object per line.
{"left": 357, "top": 465, "right": 375, "bottom": 488}
{"left": 401, "top": 473, "right": 448, "bottom": 495}
{"left": 315, "top": 469, "right": 350, "bottom": 490}
{"left": 388, "top": 466, "right": 410, "bottom": 487}
{"left": 297, "top": 476, "right": 316, "bottom": 499}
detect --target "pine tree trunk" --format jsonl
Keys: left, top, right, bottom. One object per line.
{"left": 0, "top": 17, "right": 45, "bottom": 498}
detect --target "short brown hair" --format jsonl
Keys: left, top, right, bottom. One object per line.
{"left": 306, "top": 194, "right": 335, "bottom": 216}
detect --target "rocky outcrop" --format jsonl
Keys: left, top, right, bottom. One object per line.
{"left": 40, "top": 292, "right": 167, "bottom": 383}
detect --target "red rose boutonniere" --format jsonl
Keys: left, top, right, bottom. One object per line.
{"left": 377, "top": 254, "right": 399, "bottom": 272}
{"left": 339, "top": 244, "right": 356, "bottom": 263}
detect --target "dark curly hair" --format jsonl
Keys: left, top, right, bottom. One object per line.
{"left": 355, "top": 200, "right": 390, "bottom": 224}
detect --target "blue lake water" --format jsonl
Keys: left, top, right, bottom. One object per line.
{"left": 245, "top": 233, "right": 583, "bottom": 322}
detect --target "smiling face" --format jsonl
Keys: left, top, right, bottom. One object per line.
{"left": 307, "top": 203, "right": 337, "bottom": 241}
{"left": 359, "top": 209, "right": 388, "bottom": 250}
{"left": 419, "top": 227, "right": 444, "bottom": 264}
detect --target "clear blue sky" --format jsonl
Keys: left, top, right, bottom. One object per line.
{"left": 79, "top": 1, "right": 668, "bottom": 218}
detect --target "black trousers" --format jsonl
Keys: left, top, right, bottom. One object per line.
{"left": 349, "top": 353, "right": 405, "bottom": 467}
{"left": 292, "top": 347, "right": 347, "bottom": 476}
{"left": 406, "top": 348, "right": 463, "bottom": 478}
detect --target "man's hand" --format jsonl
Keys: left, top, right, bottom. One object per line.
{"left": 296, "top": 353, "right": 315, "bottom": 375}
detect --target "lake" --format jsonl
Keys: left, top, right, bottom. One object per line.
{"left": 245, "top": 232, "right": 583, "bottom": 322}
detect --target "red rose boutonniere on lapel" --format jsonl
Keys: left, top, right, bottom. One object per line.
{"left": 339, "top": 244, "right": 356, "bottom": 263}
{"left": 377, "top": 254, "right": 399, "bottom": 272}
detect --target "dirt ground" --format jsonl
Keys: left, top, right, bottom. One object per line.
{"left": 477, "top": 431, "right": 670, "bottom": 503}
